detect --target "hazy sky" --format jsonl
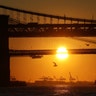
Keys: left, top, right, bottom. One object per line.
{"left": 1, "top": 0, "right": 96, "bottom": 82}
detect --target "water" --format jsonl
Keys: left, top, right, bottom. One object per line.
{"left": 0, "top": 85, "right": 96, "bottom": 96}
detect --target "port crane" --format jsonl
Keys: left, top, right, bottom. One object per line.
{"left": 69, "top": 72, "right": 76, "bottom": 83}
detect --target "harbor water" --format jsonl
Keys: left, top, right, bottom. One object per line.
{"left": 0, "top": 85, "right": 96, "bottom": 96}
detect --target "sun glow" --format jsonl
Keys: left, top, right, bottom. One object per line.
{"left": 56, "top": 47, "right": 68, "bottom": 59}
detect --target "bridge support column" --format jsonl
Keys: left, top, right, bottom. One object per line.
{"left": 0, "top": 15, "right": 10, "bottom": 86}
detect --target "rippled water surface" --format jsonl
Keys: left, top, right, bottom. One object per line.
{"left": 0, "top": 85, "right": 96, "bottom": 96}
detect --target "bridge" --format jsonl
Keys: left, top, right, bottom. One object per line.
{"left": 1, "top": 5, "right": 96, "bottom": 37}
{"left": 0, "top": 5, "right": 96, "bottom": 86}
{"left": 9, "top": 49, "right": 96, "bottom": 58}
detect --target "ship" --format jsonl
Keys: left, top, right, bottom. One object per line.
{"left": 32, "top": 76, "right": 67, "bottom": 86}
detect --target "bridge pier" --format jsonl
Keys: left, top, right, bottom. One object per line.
{"left": 0, "top": 15, "right": 10, "bottom": 86}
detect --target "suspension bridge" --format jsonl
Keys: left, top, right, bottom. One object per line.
{"left": 0, "top": 5, "right": 96, "bottom": 37}
{"left": 0, "top": 5, "right": 96, "bottom": 86}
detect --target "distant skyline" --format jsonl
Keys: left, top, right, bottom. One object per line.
{"left": 1, "top": 0, "right": 96, "bottom": 82}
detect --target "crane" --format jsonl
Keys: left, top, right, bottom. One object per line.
{"left": 69, "top": 72, "right": 76, "bottom": 83}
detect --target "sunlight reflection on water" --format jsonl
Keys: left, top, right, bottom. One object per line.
{"left": 0, "top": 85, "right": 96, "bottom": 96}
{"left": 53, "top": 85, "right": 70, "bottom": 95}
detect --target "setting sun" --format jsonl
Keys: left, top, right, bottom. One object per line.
{"left": 56, "top": 47, "right": 68, "bottom": 59}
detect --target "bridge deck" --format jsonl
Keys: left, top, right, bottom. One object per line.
{"left": 8, "top": 23, "right": 96, "bottom": 37}
{"left": 9, "top": 49, "right": 96, "bottom": 57}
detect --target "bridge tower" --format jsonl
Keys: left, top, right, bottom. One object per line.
{"left": 0, "top": 15, "right": 10, "bottom": 86}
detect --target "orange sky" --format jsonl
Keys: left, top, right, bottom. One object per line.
{"left": 1, "top": 0, "right": 96, "bottom": 82}
{"left": 9, "top": 37, "right": 96, "bottom": 82}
